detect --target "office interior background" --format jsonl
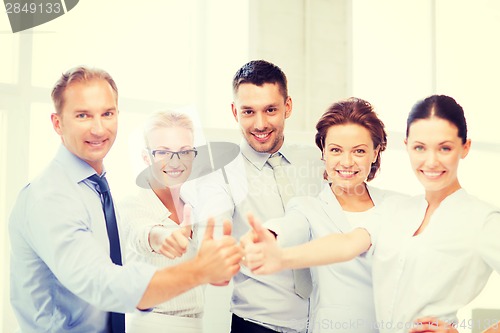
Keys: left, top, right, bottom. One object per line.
{"left": 1, "top": 0, "right": 500, "bottom": 332}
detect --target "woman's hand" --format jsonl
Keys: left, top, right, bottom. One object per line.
{"left": 239, "top": 213, "right": 284, "bottom": 274}
{"left": 410, "top": 317, "right": 459, "bottom": 333}
{"left": 150, "top": 204, "right": 193, "bottom": 259}
{"left": 482, "top": 321, "right": 500, "bottom": 333}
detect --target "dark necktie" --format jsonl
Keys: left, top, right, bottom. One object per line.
{"left": 88, "top": 174, "right": 125, "bottom": 333}
{"left": 267, "top": 154, "right": 313, "bottom": 299}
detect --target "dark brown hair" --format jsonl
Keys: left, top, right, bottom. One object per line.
{"left": 315, "top": 97, "right": 387, "bottom": 181}
{"left": 232, "top": 60, "right": 288, "bottom": 101}
{"left": 407, "top": 94, "right": 467, "bottom": 144}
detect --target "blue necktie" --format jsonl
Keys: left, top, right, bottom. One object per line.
{"left": 89, "top": 174, "right": 125, "bottom": 333}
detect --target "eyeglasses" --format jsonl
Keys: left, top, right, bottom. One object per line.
{"left": 150, "top": 148, "right": 198, "bottom": 161}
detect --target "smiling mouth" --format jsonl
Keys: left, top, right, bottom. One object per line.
{"left": 163, "top": 170, "right": 184, "bottom": 178}
{"left": 336, "top": 170, "right": 359, "bottom": 178}
{"left": 421, "top": 170, "right": 445, "bottom": 178}
{"left": 252, "top": 132, "right": 272, "bottom": 142}
{"left": 86, "top": 139, "right": 107, "bottom": 147}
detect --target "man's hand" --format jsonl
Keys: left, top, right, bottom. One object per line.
{"left": 209, "top": 220, "right": 234, "bottom": 286}
{"left": 240, "top": 213, "right": 284, "bottom": 275}
{"left": 136, "top": 217, "right": 242, "bottom": 310}
{"left": 196, "top": 218, "right": 242, "bottom": 285}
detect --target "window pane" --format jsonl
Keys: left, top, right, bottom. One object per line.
{"left": 31, "top": 0, "right": 195, "bottom": 104}
{"left": 351, "top": 0, "right": 433, "bottom": 133}
{"left": 0, "top": 34, "right": 18, "bottom": 84}
{"left": 435, "top": 0, "right": 500, "bottom": 144}
{"left": 201, "top": 0, "right": 250, "bottom": 129}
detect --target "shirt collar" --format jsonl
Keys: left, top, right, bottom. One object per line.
{"left": 239, "top": 139, "right": 296, "bottom": 170}
{"left": 53, "top": 144, "right": 104, "bottom": 183}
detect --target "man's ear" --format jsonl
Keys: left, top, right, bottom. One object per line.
{"left": 51, "top": 113, "right": 63, "bottom": 136}
{"left": 231, "top": 103, "right": 239, "bottom": 122}
{"left": 284, "top": 96, "right": 292, "bottom": 119}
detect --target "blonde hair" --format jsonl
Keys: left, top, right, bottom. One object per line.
{"left": 143, "top": 111, "right": 194, "bottom": 148}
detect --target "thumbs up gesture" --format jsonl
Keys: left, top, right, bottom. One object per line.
{"left": 240, "top": 213, "right": 284, "bottom": 275}
{"left": 195, "top": 218, "right": 243, "bottom": 285}
{"left": 151, "top": 204, "right": 194, "bottom": 259}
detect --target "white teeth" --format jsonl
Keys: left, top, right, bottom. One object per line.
{"left": 166, "top": 171, "right": 182, "bottom": 176}
{"left": 338, "top": 170, "right": 356, "bottom": 175}
{"left": 254, "top": 133, "right": 269, "bottom": 139}
{"left": 423, "top": 171, "right": 442, "bottom": 177}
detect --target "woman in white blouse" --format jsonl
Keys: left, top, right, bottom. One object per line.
{"left": 244, "top": 97, "right": 406, "bottom": 332}
{"left": 244, "top": 95, "right": 500, "bottom": 333}
{"left": 119, "top": 111, "right": 204, "bottom": 333}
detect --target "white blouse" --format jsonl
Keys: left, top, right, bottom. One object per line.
{"left": 373, "top": 189, "right": 500, "bottom": 333}
{"left": 266, "top": 184, "right": 405, "bottom": 333}
{"left": 118, "top": 188, "right": 204, "bottom": 318}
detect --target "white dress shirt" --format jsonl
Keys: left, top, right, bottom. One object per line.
{"left": 373, "top": 189, "right": 500, "bottom": 333}
{"left": 119, "top": 187, "right": 205, "bottom": 317}
{"left": 182, "top": 140, "right": 325, "bottom": 332}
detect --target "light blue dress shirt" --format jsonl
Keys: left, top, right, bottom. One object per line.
{"left": 182, "top": 140, "right": 325, "bottom": 332}
{"left": 9, "top": 145, "right": 157, "bottom": 333}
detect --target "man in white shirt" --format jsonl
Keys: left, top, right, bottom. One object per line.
{"left": 182, "top": 60, "right": 325, "bottom": 332}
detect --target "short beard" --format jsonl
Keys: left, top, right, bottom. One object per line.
{"left": 247, "top": 132, "right": 284, "bottom": 154}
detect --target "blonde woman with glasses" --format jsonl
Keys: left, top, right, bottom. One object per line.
{"left": 120, "top": 111, "right": 204, "bottom": 333}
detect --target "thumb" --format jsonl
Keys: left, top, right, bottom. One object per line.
{"left": 247, "top": 213, "right": 271, "bottom": 242}
{"left": 203, "top": 218, "right": 215, "bottom": 241}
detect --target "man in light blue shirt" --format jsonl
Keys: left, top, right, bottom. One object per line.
{"left": 8, "top": 66, "right": 243, "bottom": 333}
{"left": 182, "top": 60, "right": 325, "bottom": 332}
